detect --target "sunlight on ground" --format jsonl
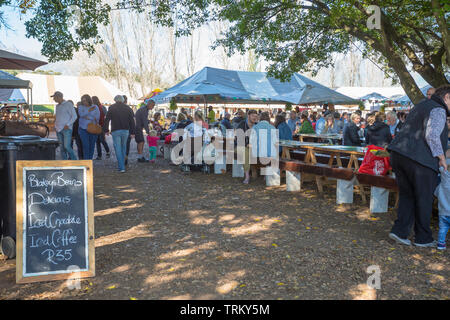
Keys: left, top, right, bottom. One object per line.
{"left": 221, "top": 217, "right": 281, "bottom": 237}
{"left": 95, "top": 203, "right": 144, "bottom": 217}
{"left": 349, "top": 283, "right": 377, "bottom": 300}
{"left": 191, "top": 217, "right": 215, "bottom": 225}
{"left": 111, "top": 264, "right": 131, "bottom": 273}
{"left": 215, "top": 270, "right": 246, "bottom": 295}
{"left": 95, "top": 223, "right": 153, "bottom": 247}
{"left": 144, "top": 267, "right": 204, "bottom": 287}
{"left": 159, "top": 242, "right": 217, "bottom": 260}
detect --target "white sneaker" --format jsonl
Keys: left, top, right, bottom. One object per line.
{"left": 389, "top": 233, "right": 411, "bottom": 246}
{"left": 413, "top": 240, "right": 437, "bottom": 248}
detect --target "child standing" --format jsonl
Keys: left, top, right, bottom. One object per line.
{"left": 435, "top": 165, "right": 450, "bottom": 250}
{"left": 147, "top": 130, "right": 159, "bottom": 163}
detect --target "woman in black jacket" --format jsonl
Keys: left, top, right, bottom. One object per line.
{"left": 343, "top": 113, "right": 362, "bottom": 146}
{"left": 365, "top": 112, "right": 392, "bottom": 148}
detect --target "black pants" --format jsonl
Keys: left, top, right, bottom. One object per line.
{"left": 126, "top": 136, "right": 131, "bottom": 157}
{"left": 71, "top": 135, "right": 83, "bottom": 160}
{"left": 390, "top": 151, "right": 438, "bottom": 244}
{"left": 96, "top": 132, "right": 110, "bottom": 157}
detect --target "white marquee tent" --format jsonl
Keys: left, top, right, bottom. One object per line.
{"left": 16, "top": 73, "right": 137, "bottom": 105}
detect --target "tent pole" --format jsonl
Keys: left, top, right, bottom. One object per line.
{"left": 31, "top": 88, "right": 33, "bottom": 122}
{"left": 203, "top": 95, "right": 207, "bottom": 121}
{"left": 27, "top": 88, "right": 30, "bottom": 122}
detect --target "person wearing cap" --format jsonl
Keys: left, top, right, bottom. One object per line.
{"left": 52, "top": 91, "right": 78, "bottom": 160}
{"left": 135, "top": 99, "right": 155, "bottom": 162}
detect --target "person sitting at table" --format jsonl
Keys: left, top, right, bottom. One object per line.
{"left": 287, "top": 111, "right": 298, "bottom": 133}
{"left": 343, "top": 113, "right": 362, "bottom": 146}
{"left": 323, "top": 114, "right": 339, "bottom": 134}
{"left": 221, "top": 112, "right": 232, "bottom": 130}
{"left": 333, "top": 112, "right": 344, "bottom": 133}
{"left": 275, "top": 113, "right": 292, "bottom": 153}
{"left": 296, "top": 113, "right": 315, "bottom": 134}
{"left": 315, "top": 111, "right": 328, "bottom": 134}
{"left": 365, "top": 111, "right": 392, "bottom": 148}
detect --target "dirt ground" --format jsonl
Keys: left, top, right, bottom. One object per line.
{"left": 0, "top": 136, "right": 448, "bottom": 300}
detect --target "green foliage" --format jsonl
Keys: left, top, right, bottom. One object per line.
{"left": 358, "top": 100, "right": 365, "bottom": 111}
{"left": 24, "top": 0, "right": 111, "bottom": 62}
{"left": 169, "top": 99, "right": 177, "bottom": 111}
{"left": 285, "top": 102, "right": 292, "bottom": 111}
{"left": 1, "top": 0, "right": 448, "bottom": 103}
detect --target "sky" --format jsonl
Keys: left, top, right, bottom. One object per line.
{"left": 0, "top": 6, "right": 45, "bottom": 59}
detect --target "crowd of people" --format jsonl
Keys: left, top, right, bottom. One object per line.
{"left": 52, "top": 85, "right": 450, "bottom": 249}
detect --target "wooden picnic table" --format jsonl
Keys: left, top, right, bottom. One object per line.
{"left": 280, "top": 140, "right": 366, "bottom": 171}
{"left": 295, "top": 133, "right": 343, "bottom": 143}
{"left": 279, "top": 140, "right": 367, "bottom": 198}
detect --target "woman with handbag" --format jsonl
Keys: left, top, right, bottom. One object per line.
{"left": 78, "top": 94, "right": 101, "bottom": 160}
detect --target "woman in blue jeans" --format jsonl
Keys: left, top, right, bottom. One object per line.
{"left": 78, "top": 94, "right": 100, "bottom": 160}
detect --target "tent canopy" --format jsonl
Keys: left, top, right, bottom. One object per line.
{"left": 0, "top": 70, "right": 32, "bottom": 89}
{"left": 0, "top": 49, "right": 47, "bottom": 70}
{"left": 153, "top": 67, "right": 359, "bottom": 105}
{"left": 359, "top": 92, "right": 387, "bottom": 101}
{"left": 0, "top": 88, "right": 26, "bottom": 103}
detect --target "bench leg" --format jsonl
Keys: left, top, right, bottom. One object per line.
{"left": 370, "top": 187, "right": 389, "bottom": 213}
{"left": 265, "top": 168, "right": 280, "bottom": 186}
{"left": 336, "top": 178, "right": 355, "bottom": 204}
{"left": 232, "top": 160, "right": 244, "bottom": 177}
{"left": 251, "top": 165, "right": 259, "bottom": 178}
{"left": 286, "top": 170, "right": 301, "bottom": 191}
{"left": 355, "top": 181, "right": 367, "bottom": 204}
{"left": 163, "top": 145, "right": 170, "bottom": 160}
{"left": 316, "top": 176, "right": 324, "bottom": 193}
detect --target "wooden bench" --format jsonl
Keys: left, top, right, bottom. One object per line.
{"left": 280, "top": 160, "right": 354, "bottom": 181}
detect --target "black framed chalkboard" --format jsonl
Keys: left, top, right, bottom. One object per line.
{"left": 16, "top": 160, "right": 95, "bottom": 284}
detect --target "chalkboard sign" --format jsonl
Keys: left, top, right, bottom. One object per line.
{"left": 16, "top": 160, "right": 95, "bottom": 284}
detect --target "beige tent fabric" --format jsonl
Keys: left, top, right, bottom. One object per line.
{"left": 46, "top": 75, "right": 55, "bottom": 98}
{"left": 78, "top": 76, "right": 116, "bottom": 104}
{"left": 16, "top": 73, "right": 131, "bottom": 105}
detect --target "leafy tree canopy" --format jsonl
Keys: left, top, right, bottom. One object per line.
{"left": 2, "top": 0, "right": 449, "bottom": 103}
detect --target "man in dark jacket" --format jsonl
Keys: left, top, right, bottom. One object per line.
{"left": 387, "top": 85, "right": 450, "bottom": 247}
{"left": 343, "top": 113, "right": 362, "bottom": 146}
{"left": 103, "top": 95, "right": 136, "bottom": 172}
{"left": 135, "top": 99, "right": 155, "bottom": 162}
{"left": 232, "top": 109, "right": 246, "bottom": 129}
{"left": 365, "top": 113, "right": 392, "bottom": 148}
{"left": 221, "top": 112, "right": 232, "bottom": 130}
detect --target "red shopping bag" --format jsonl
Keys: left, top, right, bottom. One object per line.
{"left": 358, "top": 145, "right": 391, "bottom": 176}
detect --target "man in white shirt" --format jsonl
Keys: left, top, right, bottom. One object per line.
{"left": 52, "top": 91, "right": 78, "bottom": 160}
